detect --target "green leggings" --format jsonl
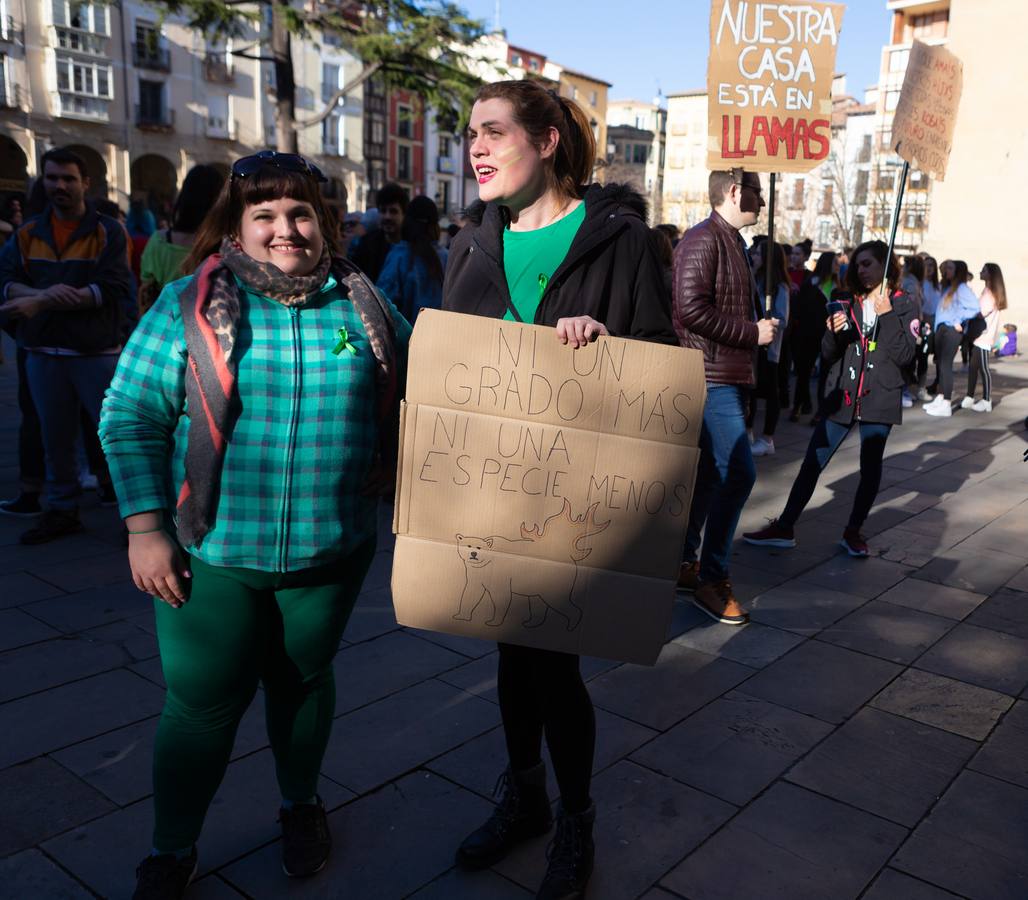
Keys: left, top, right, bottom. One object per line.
{"left": 151, "top": 538, "right": 375, "bottom": 851}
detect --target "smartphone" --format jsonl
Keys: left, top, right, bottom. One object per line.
{"left": 825, "top": 298, "right": 850, "bottom": 330}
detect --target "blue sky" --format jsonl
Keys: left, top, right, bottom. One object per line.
{"left": 461, "top": 1, "right": 892, "bottom": 103}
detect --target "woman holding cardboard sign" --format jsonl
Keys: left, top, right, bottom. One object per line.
{"left": 744, "top": 240, "right": 917, "bottom": 557}
{"left": 443, "top": 79, "right": 676, "bottom": 899}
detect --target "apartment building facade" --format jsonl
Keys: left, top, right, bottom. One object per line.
{"left": 869, "top": 0, "right": 951, "bottom": 252}
{"left": 661, "top": 89, "right": 710, "bottom": 231}
{"left": 925, "top": 0, "right": 1027, "bottom": 325}
{"left": 605, "top": 99, "right": 666, "bottom": 224}
{"left": 0, "top": 0, "right": 366, "bottom": 213}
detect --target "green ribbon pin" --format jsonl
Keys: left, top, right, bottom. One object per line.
{"left": 332, "top": 327, "right": 357, "bottom": 356}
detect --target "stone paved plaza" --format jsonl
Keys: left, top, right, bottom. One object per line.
{"left": 1, "top": 338, "right": 1027, "bottom": 900}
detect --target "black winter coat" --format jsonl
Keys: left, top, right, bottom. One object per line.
{"left": 821, "top": 291, "right": 917, "bottom": 427}
{"left": 791, "top": 277, "right": 830, "bottom": 354}
{"left": 442, "top": 183, "right": 677, "bottom": 343}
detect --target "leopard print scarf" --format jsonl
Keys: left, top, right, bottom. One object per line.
{"left": 176, "top": 241, "right": 399, "bottom": 547}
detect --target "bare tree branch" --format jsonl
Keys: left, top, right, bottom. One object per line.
{"left": 294, "top": 61, "right": 382, "bottom": 128}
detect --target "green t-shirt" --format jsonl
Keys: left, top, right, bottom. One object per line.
{"left": 502, "top": 202, "right": 586, "bottom": 323}
{"left": 140, "top": 231, "right": 191, "bottom": 293}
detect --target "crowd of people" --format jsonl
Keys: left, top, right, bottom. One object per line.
{"left": 0, "top": 80, "right": 1017, "bottom": 900}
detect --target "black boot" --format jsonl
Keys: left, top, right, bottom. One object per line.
{"left": 456, "top": 762, "right": 553, "bottom": 869}
{"left": 537, "top": 803, "right": 595, "bottom": 900}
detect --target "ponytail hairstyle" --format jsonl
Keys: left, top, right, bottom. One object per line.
{"left": 982, "top": 262, "right": 1008, "bottom": 311}
{"left": 940, "top": 259, "right": 970, "bottom": 308}
{"left": 473, "top": 80, "right": 596, "bottom": 201}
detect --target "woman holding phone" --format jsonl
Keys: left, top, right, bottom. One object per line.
{"left": 743, "top": 240, "right": 916, "bottom": 557}
{"left": 443, "top": 79, "right": 675, "bottom": 900}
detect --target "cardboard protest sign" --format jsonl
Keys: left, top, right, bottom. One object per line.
{"left": 391, "top": 310, "right": 706, "bottom": 665}
{"left": 890, "top": 40, "right": 963, "bottom": 181}
{"left": 707, "top": 0, "right": 845, "bottom": 173}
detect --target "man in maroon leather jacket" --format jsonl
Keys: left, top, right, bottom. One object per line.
{"left": 673, "top": 168, "right": 777, "bottom": 625}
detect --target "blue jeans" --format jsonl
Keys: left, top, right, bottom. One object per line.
{"left": 780, "top": 419, "right": 892, "bottom": 529}
{"left": 25, "top": 352, "right": 118, "bottom": 511}
{"left": 684, "top": 385, "right": 757, "bottom": 583}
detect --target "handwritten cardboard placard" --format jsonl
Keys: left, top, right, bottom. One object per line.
{"left": 890, "top": 40, "right": 963, "bottom": 181}
{"left": 707, "top": 0, "right": 845, "bottom": 173}
{"left": 391, "top": 310, "right": 707, "bottom": 665}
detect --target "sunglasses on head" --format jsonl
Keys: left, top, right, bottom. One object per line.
{"left": 231, "top": 150, "right": 328, "bottom": 183}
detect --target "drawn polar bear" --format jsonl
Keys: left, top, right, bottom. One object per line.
{"left": 453, "top": 499, "right": 610, "bottom": 631}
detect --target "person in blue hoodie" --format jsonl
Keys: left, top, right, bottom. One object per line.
{"left": 923, "top": 259, "right": 981, "bottom": 417}
{"left": 376, "top": 194, "right": 446, "bottom": 324}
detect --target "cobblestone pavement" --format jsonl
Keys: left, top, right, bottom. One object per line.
{"left": 2, "top": 337, "right": 1027, "bottom": 900}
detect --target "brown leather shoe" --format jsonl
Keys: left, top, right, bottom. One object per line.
{"left": 677, "top": 560, "right": 700, "bottom": 593}
{"left": 693, "top": 580, "right": 749, "bottom": 626}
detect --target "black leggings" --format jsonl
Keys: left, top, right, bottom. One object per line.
{"left": 916, "top": 332, "right": 935, "bottom": 391}
{"left": 497, "top": 643, "right": 595, "bottom": 813}
{"left": 747, "top": 361, "right": 781, "bottom": 437}
{"left": 791, "top": 346, "right": 820, "bottom": 413}
{"left": 934, "top": 324, "right": 963, "bottom": 400}
{"left": 780, "top": 419, "right": 892, "bottom": 530}
{"left": 968, "top": 347, "right": 992, "bottom": 401}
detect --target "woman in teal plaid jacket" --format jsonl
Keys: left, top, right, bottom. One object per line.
{"left": 99, "top": 153, "right": 410, "bottom": 899}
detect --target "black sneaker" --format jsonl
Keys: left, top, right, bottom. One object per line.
{"left": 20, "top": 509, "right": 82, "bottom": 545}
{"left": 537, "top": 803, "right": 596, "bottom": 900}
{"left": 456, "top": 763, "right": 553, "bottom": 870}
{"left": 97, "top": 484, "right": 119, "bottom": 507}
{"left": 279, "top": 796, "right": 331, "bottom": 877}
{"left": 0, "top": 492, "right": 42, "bottom": 517}
{"left": 132, "top": 848, "right": 197, "bottom": 900}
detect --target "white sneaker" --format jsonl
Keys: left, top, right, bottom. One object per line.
{"left": 916, "top": 388, "right": 929, "bottom": 401}
{"left": 960, "top": 396, "right": 974, "bottom": 409}
{"left": 902, "top": 391, "right": 913, "bottom": 408}
{"left": 751, "top": 437, "right": 775, "bottom": 456}
{"left": 972, "top": 399, "right": 993, "bottom": 412}
{"left": 925, "top": 397, "right": 952, "bottom": 417}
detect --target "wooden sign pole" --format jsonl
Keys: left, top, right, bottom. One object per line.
{"left": 764, "top": 172, "right": 776, "bottom": 318}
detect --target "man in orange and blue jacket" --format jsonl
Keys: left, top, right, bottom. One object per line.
{"left": 0, "top": 146, "right": 134, "bottom": 544}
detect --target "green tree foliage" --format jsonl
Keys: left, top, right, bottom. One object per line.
{"left": 148, "top": 1, "right": 486, "bottom": 150}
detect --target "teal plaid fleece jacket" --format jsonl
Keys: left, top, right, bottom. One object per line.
{"left": 99, "top": 272, "right": 411, "bottom": 572}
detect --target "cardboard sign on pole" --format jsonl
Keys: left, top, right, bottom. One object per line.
{"left": 707, "top": 0, "right": 845, "bottom": 173}
{"left": 890, "top": 40, "right": 963, "bottom": 181}
{"left": 391, "top": 310, "right": 707, "bottom": 665}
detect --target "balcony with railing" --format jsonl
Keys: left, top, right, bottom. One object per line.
{"left": 133, "top": 42, "right": 170, "bottom": 72}
{"left": 135, "top": 104, "right": 174, "bottom": 131}
{"left": 1, "top": 14, "right": 23, "bottom": 45}
{"left": 0, "top": 81, "right": 21, "bottom": 110}
{"left": 204, "top": 53, "right": 233, "bottom": 83}
{"left": 206, "top": 117, "right": 237, "bottom": 140}
{"left": 54, "top": 92, "right": 109, "bottom": 121}
{"left": 52, "top": 26, "right": 108, "bottom": 57}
